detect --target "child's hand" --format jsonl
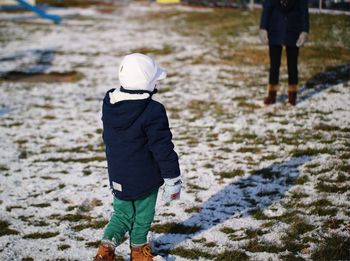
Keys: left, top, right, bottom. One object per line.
{"left": 162, "top": 177, "right": 182, "bottom": 203}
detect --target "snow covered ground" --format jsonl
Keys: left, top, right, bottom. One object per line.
{"left": 0, "top": 2, "right": 349, "bottom": 261}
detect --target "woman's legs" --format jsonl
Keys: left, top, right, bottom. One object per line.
{"left": 286, "top": 46, "right": 299, "bottom": 105}
{"left": 265, "top": 45, "right": 283, "bottom": 105}
{"left": 286, "top": 46, "right": 299, "bottom": 85}
{"left": 269, "top": 45, "right": 283, "bottom": 85}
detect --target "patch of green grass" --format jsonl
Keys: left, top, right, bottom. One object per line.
{"left": 187, "top": 99, "right": 225, "bottom": 119}
{"left": 187, "top": 183, "right": 206, "bottom": 190}
{"left": 294, "top": 175, "right": 309, "bottom": 185}
{"left": 160, "top": 212, "right": 175, "bottom": 217}
{"left": 40, "top": 176, "right": 58, "bottom": 180}
{"left": 83, "top": 169, "right": 92, "bottom": 176}
{"left": 288, "top": 218, "right": 315, "bottom": 236}
{"left": 314, "top": 124, "right": 340, "bottom": 131}
{"left": 245, "top": 228, "right": 265, "bottom": 239}
{"left": 251, "top": 209, "right": 269, "bottom": 220}
{"left": 23, "top": 231, "right": 59, "bottom": 239}
{"left": 49, "top": 213, "right": 91, "bottom": 222}
{"left": 131, "top": 44, "right": 174, "bottom": 56}
{"left": 220, "top": 227, "right": 236, "bottom": 235}
{"left": 315, "top": 182, "right": 348, "bottom": 193}
{"left": 309, "top": 198, "right": 332, "bottom": 207}
{"left": 340, "top": 152, "right": 350, "bottom": 160}
{"left": 322, "top": 218, "right": 344, "bottom": 230}
{"left": 291, "top": 147, "right": 334, "bottom": 157}
{"left": 151, "top": 222, "right": 201, "bottom": 234}
{"left": 310, "top": 207, "right": 338, "bottom": 216}
{"left": 33, "top": 103, "right": 54, "bottom": 110}
{"left": 19, "top": 150, "right": 28, "bottom": 159}
{"left": 30, "top": 203, "right": 51, "bottom": 208}
{"left": 58, "top": 244, "right": 71, "bottom": 250}
{"left": 169, "top": 247, "right": 214, "bottom": 260}
{"left": 204, "top": 241, "right": 217, "bottom": 247}
{"left": 217, "top": 168, "right": 244, "bottom": 179}
{"left": 215, "top": 249, "right": 249, "bottom": 261}
{"left": 42, "top": 115, "right": 56, "bottom": 120}
{"left": 279, "top": 253, "right": 305, "bottom": 261}
{"left": 193, "top": 238, "right": 206, "bottom": 243}
{"left": 338, "top": 164, "right": 350, "bottom": 173}
{"left": 280, "top": 217, "right": 314, "bottom": 254}
{"left": 252, "top": 168, "right": 281, "bottom": 179}
{"left": 66, "top": 205, "right": 78, "bottom": 211}
{"left": 0, "top": 164, "right": 9, "bottom": 172}
{"left": 39, "top": 156, "right": 105, "bottom": 163}
{"left": 73, "top": 219, "right": 108, "bottom": 231}
{"left": 85, "top": 240, "right": 100, "bottom": 248}
{"left": 311, "top": 234, "right": 350, "bottom": 261}
{"left": 243, "top": 238, "right": 283, "bottom": 253}
{"left": 57, "top": 144, "right": 103, "bottom": 154}
{"left": 31, "top": 220, "right": 49, "bottom": 227}
{"left": 203, "top": 163, "right": 214, "bottom": 168}
{"left": 184, "top": 206, "right": 201, "bottom": 213}
{"left": 0, "top": 220, "right": 19, "bottom": 236}
{"left": 237, "top": 147, "right": 261, "bottom": 153}
{"left": 261, "top": 154, "right": 278, "bottom": 161}
{"left": 6, "top": 205, "right": 22, "bottom": 212}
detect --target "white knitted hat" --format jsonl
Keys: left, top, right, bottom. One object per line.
{"left": 118, "top": 53, "right": 167, "bottom": 92}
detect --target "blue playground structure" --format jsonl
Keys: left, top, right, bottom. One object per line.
{"left": 15, "top": 0, "right": 62, "bottom": 24}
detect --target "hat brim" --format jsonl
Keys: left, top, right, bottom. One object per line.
{"left": 154, "top": 67, "right": 167, "bottom": 81}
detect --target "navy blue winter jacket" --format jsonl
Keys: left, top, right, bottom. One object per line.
{"left": 260, "top": 0, "right": 309, "bottom": 46}
{"left": 102, "top": 88, "right": 180, "bottom": 200}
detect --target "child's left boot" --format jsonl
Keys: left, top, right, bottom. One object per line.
{"left": 94, "top": 241, "right": 116, "bottom": 261}
{"left": 131, "top": 244, "right": 155, "bottom": 261}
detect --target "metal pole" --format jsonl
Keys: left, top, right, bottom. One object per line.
{"left": 250, "top": 0, "right": 254, "bottom": 10}
{"left": 319, "top": 0, "right": 322, "bottom": 11}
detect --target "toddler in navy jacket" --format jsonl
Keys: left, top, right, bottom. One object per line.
{"left": 94, "top": 53, "right": 181, "bottom": 261}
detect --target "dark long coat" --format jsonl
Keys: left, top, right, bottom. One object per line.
{"left": 260, "top": 0, "right": 309, "bottom": 46}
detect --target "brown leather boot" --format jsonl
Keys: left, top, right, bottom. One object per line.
{"left": 94, "top": 242, "right": 116, "bottom": 261}
{"left": 264, "top": 84, "right": 278, "bottom": 105}
{"left": 131, "top": 244, "right": 154, "bottom": 261}
{"left": 288, "top": 84, "right": 298, "bottom": 106}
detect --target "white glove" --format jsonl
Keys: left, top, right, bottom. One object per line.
{"left": 259, "top": 29, "right": 268, "bottom": 45}
{"left": 162, "top": 177, "right": 182, "bottom": 203}
{"left": 296, "top": 32, "right": 308, "bottom": 47}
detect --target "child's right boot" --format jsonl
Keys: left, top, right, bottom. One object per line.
{"left": 94, "top": 241, "right": 116, "bottom": 261}
{"left": 130, "top": 244, "right": 155, "bottom": 261}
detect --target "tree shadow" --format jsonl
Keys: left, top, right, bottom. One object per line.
{"left": 154, "top": 156, "right": 311, "bottom": 255}
{"left": 277, "top": 63, "right": 350, "bottom": 104}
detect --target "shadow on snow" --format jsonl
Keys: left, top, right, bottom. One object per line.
{"left": 155, "top": 156, "right": 311, "bottom": 255}
{"left": 277, "top": 63, "right": 349, "bottom": 104}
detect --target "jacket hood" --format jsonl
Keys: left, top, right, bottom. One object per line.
{"left": 102, "top": 88, "right": 151, "bottom": 130}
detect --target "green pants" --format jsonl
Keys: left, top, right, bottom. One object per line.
{"left": 102, "top": 190, "right": 158, "bottom": 246}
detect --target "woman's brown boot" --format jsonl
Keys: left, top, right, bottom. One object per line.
{"left": 264, "top": 84, "right": 278, "bottom": 105}
{"left": 288, "top": 84, "right": 298, "bottom": 106}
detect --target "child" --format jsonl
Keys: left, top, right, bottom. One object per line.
{"left": 94, "top": 53, "right": 181, "bottom": 261}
